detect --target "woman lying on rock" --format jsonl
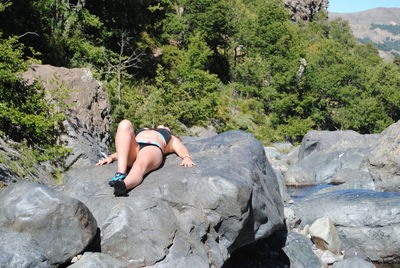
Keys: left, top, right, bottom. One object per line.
{"left": 96, "top": 119, "right": 195, "bottom": 196}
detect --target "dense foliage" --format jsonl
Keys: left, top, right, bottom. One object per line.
{"left": 1, "top": 0, "right": 400, "bottom": 145}
{"left": 0, "top": 1, "right": 69, "bottom": 167}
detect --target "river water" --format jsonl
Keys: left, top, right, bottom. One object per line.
{"left": 286, "top": 184, "right": 335, "bottom": 201}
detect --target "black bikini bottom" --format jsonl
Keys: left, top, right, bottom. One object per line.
{"left": 138, "top": 143, "right": 163, "bottom": 153}
{"left": 137, "top": 143, "right": 165, "bottom": 170}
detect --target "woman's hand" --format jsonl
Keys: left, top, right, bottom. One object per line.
{"left": 180, "top": 156, "right": 195, "bottom": 168}
{"left": 96, "top": 156, "right": 114, "bottom": 166}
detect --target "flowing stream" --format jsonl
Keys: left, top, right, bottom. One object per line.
{"left": 286, "top": 184, "right": 335, "bottom": 201}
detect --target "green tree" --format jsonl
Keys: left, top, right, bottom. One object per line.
{"left": 110, "top": 33, "right": 221, "bottom": 132}
{"left": 0, "top": 0, "right": 109, "bottom": 68}
{"left": 0, "top": 35, "right": 65, "bottom": 146}
{"left": 161, "top": 0, "right": 234, "bottom": 80}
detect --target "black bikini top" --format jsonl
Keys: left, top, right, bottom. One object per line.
{"left": 135, "top": 128, "right": 172, "bottom": 145}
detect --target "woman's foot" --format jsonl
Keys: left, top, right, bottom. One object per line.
{"left": 108, "top": 172, "right": 127, "bottom": 186}
{"left": 114, "top": 180, "right": 128, "bottom": 196}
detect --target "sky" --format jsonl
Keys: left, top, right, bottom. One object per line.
{"left": 328, "top": 0, "right": 400, "bottom": 13}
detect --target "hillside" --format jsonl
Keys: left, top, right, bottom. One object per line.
{"left": 1, "top": 0, "right": 400, "bottom": 147}
{"left": 329, "top": 8, "right": 400, "bottom": 60}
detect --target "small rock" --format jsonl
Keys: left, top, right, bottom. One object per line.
{"left": 284, "top": 206, "right": 300, "bottom": 230}
{"left": 71, "top": 255, "right": 82, "bottom": 263}
{"left": 264, "top": 146, "right": 285, "bottom": 160}
{"left": 69, "top": 252, "right": 125, "bottom": 268}
{"left": 309, "top": 217, "right": 341, "bottom": 254}
{"left": 313, "top": 248, "right": 343, "bottom": 264}
{"left": 283, "top": 232, "right": 323, "bottom": 268}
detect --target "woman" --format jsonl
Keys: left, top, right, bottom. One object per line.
{"left": 96, "top": 119, "right": 195, "bottom": 196}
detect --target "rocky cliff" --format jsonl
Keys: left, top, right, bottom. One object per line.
{"left": 283, "top": 0, "right": 329, "bottom": 21}
{"left": 1, "top": 65, "right": 112, "bottom": 186}
{"left": 22, "top": 64, "right": 112, "bottom": 169}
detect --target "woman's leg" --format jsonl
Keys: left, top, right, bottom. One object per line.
{"left": 115, "top": 119, "right": 139, "bottom": 173}
{"left": 123, "top": 146, "right": 163, "bottom": 190}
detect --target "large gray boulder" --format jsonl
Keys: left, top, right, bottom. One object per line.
{"left": 285, "top": 148, "right": 371, "bottom": 186}
{"left": 289, "top": 190, "right": 400, "bottom": 263}
{"left": 0, "top": 182, "right": 98, "bottom": 265}
{"left": 0, "top": 231, "right": 51, "bottom": 268}
{"left": 284, "top": 130, "right": 379, "bottom": 186}
{"left": 313, "top": 169, "right": 375, "bottom": 194}
{"left": 59, "top": 131, "right": 285, "bottom": 267}
{"left": 364, "top": 120, "right": 400, "bottom": 191}
{"left": 22, "top": 64, "right": 112, "bottom": 169}
{"left": 298, "top": 130, "right": 379, "bottom": 161}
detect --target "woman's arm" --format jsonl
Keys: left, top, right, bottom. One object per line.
{"left": 96, "top": 152, "right": 117, "bottom": 166}
{"left": 168, "top": 136, "right": 195, "bottom": 168}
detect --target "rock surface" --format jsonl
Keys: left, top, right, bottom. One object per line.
{"left": 289, "top": 190, "right": 400, "bottom": 263}
{"left": 273, "top": 168, "right": 292, "bottom": 203}
{"left": 282, "top": 0, "right": 328, "bottom": 22}
{"left": 314, "top": 248, "right": 343, "bottom": 264}
{"left": 264, "top": 146, "right": 285, "bottom": 160}
{"left": 343, "top": 246, "right": 369, "bottom": 260}
{"left": 284, "top": 130, "right": 379, "bottom": 186}
{"left": 0, "top": 182, "right": 98, "bottom": 265}
{"left": 59, "top": 131, "right": 285, "bottom": 267}
{"left": 285, "top": 148, "right": 371, "bottom": 186}
{"left": 331, "top": 257, "right": 375, "bottom": 268}
{"left": 69, "top": 252, "right": 125, "bottom": 268}
{"left": 189, "top": 125, "right": 218, "bottom": 139}
{"left": 298, "top": 130, "right": 379, "bottom": 161}
{"left": 22, "top": 64, "right": 112, "bottom": 169}
{"left": 309, "top": 217, "right": 341, "bottom": 255}
{"left": 283, "top": 232, "right": 323, "bottom": 268}
{"left": 0, "top": 137, "right": 54, "bottom": 186}
{"left": 281, "top": 122, "right": 400, "bottom": 266}
{"left": 0, "top": 231, "right": 51, "bottom": 268}
{"left": 365, "top": 120, "right": 400, "bottom": 191}
{"left": 328, "top": 169, "right": 374, "bottom": 188}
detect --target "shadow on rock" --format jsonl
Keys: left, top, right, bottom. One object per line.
{"left": 222, "top": 229, "right": 290, "bottom": 268}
